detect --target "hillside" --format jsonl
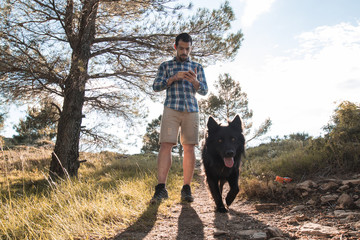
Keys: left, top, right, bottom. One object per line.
{"left": 1, "top": 148, "right": 359, "bottom": 239}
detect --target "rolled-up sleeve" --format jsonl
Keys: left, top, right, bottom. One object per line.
{"left": 153, "top": 63, "right": 168, "bottom": 92}
{"left": 196, "top": 65, "right": 208, "bottom": 96}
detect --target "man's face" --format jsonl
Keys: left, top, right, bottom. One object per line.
{"left": 175, "top": 40, "right": 192, "bottom": 62}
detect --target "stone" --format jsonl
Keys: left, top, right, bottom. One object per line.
{"left": 342, "top": 179, "right": 360, "bottom": 185}
{"left": 320, "top": 181, "right": 339, "bottom": 191}
{"left": 306, "top": 199, "right": 317, "bottom": 206}
{"left": 266, "top": 226, "right": 283, "bottom": 237}
{"left": 290, "top": 205, "right": 306, "bottom": 212}
{"left": 334, "top": 210, "right": 360, "bottom": 218}
{"left": 337, "top": 193, "right": 354, "bottom": 209}
{"left": 355, "top": 199, "right": 360, "bottom": 208}
{"left": 252, "top": 231, "right": 267, "bottom": 239}
{"left": 354, "top": 221, "right": 360, "bottom": 230}
{"left": 297, "top": 180, "right": 318, "bottom": 191}
{"left": 299, "top": 222, "right": 340, "bottom": 236}
{"left": 254, "top": 203, "right": 279, "bottom": 211}
{"left": 295, "top": 214, "right": 310, "bottom": 221}
{"left": 237, "top": 229, "right": 267, "bottom": 239}
{"left": 337, "top": 184, "right": 350, "bottom": 192}
{"left": 320, "top": 194, "right": 338, "bottom": 204}
{"left": 213, "top": 230, "right": 227, "bottom": 236}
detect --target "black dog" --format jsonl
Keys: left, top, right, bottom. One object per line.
{"left": 202, "top": 115, "right": 245, "bottom": 212}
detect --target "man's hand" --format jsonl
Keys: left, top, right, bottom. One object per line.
{"left": 167, "top": 71, "right": 187, "bottom": 86}
{"left": 167, "top": 69, "right": 200, "bottom": 90}
{"left": 184, "top": 68, "right": 200, "bottom": 90}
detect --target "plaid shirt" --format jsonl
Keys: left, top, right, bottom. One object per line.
{"left": 153, "top": 57, "right": 208, "bottom": 112}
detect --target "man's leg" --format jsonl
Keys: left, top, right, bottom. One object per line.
{"left": 151, "top": 142, "right": 174, "bottom": 203}
{"left": 157, "top": 142, "right": 174, "bottom": 184}
{"left": 182, "top": 144, "right": 195, "bottom": 185}
{"left": 181, "top": 144, "right": 195, "bottom": 202}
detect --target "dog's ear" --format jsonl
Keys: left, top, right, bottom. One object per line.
{"left": 229, "top": 115, "right": 243, "bottom": 132}
{"left": 207, "top": 116, "right": 219, "bottom": 131}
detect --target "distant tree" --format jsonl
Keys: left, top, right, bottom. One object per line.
{"left": 0, "top": 0, "right": 243, "bottom": 178}
{"left": 0, "top": 111, "right": 5, "bottom": 146}
{"left": 141, "top": 115, "right": 162, "bottom": 153}
{"left": 199, "top": 73, "right": 271, "bottom": 142}
{"left": 13, "top": 100, "right": 59, "bottom": 145}
{"left": 288, "top": 133, "right": 310, "bottom": 142}
{"left": 0, "top": 112, "right": 4, "bottom": 131}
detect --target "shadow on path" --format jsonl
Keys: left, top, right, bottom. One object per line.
{"left": 176, "top": 202, "right": 204, "bottom": 240}
{"left": 213, "top": 206, "right": 293, "bottom": 239}
{"left": 113, "top": 202, "right": 160, "bottom": 240}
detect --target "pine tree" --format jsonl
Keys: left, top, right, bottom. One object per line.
{"left": 13, "top": 100, "right": 59, "bottom": 145}
{"left": 1, "top": 0, "right": 243, "bottom": 178}
{"left": 199, "top": 73, "right": 271, "bottom": 142}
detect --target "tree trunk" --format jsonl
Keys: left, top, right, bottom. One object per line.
{"left": 49, "top": 0, "right": 99, "bottom": 179}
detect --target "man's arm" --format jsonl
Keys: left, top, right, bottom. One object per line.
{"left": 153, "top": 63, "right": 169, "bottom": 92}
{"left": 167, "top": 71, "right": 187, "bottom": 87}
{"left": 184, "top": 66, "right": 208, "bottom": 95}
{"left": 153, "top": 63, "right": 187, "bottom": 91}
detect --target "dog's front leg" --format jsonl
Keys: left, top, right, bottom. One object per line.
{"left": 207, "top": 177, "right": 227, "bottom": 212}
{"left": 225, "top": 170, "right": 240, "bottom": 207}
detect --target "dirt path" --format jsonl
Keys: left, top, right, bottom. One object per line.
{"left": 114, "top": 173, "right": 360, "bottom": 240}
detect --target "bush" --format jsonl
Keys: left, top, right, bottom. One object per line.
{"left": 324, "top": 101, "right": 360, "bottom": 171}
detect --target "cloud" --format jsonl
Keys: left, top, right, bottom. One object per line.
{"left": 212, "top": 21, "right": 360, "bottom": 139}
{"left": 240, "top": 0, "right": 276, "bottom": 28}
{"left": 257, "top": 22, "right": 360, "bottom": 136}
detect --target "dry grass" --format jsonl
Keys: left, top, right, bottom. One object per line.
{"left": 0, "top": 148, "right": 186, "bottom": 239}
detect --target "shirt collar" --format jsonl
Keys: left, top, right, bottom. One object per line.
{"left": 173, "top": 56, "right": 191, "bottom": 62}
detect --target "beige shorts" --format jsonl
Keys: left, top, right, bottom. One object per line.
{"left": 160, "top": 107, "right": 199, "bottom": 145}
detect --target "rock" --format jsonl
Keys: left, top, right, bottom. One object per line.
{"left": 295, "top": 214, "right": 310, "bottom": 221}
{"left": 213, "top": 230, "right": 227, "bottom": 236}
{"left": 266, "top": 226, "right": 283, "bottom": 237}
{"left": 301, "top": 191, "right": 309, "bottom": 197}
{"left": 290, "top": 205, "right": 306, "bottom": 212}
{"left": 353, "top": 174, "right": 360, "bottom": 178}
{"left": 320, "top": 181, "right": 339, "bottom": 191}
{"left": 342, "top": 179, "right": 360, "bottom": 185}
{"left": 337, "top": 184, "right": 350, "bottom": 192}
{"left": 337, "top": 193, "right": 354, "bottom": 209}
{"left": 237, "top": 229, "right": 267, "bottom": 239}
{"left": 320, "top": 194, "right": 338, "bottom": 204}
{"left": 299, "top": 222, "right": 340, "bottom": 236}
{"left": 355, "top": 199, "right": 360, "bottom": 208}
{"left": 334, "top": 210, "right": 360, "bottom": 218}
{"left": 254, "top": 203, "right": 279, "bottom": 211}
{"left": 306, "top": 199, "right": 317, "bottom": 206}
{"left": 354, "top": 221, "right": 360, "bottom": 230}
{"left": 297, "top": 180, "right": 317, "bottom": 191}
{"left": 252, "top": 231, "right": 267, "bottom": 239}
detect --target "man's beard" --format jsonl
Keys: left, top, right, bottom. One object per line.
{"left": 178, "top": 54, "right": 188, "bottom": 61}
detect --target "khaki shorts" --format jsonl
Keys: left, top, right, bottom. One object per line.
{"left": 160, "top": 107, "right": 199, "bottom": 145}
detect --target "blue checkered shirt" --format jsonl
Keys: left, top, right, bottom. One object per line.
{"left": 153, "top": 57, "right": 208, "bottom": 112}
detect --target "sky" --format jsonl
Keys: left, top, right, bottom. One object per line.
{"left": 189, "top": 0, "right": 360, "bottom": 141}
{"left": 2, "top": 0, "right": 360, "bottom": 152}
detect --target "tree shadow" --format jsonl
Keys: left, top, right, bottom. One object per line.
{"left": 176, "top": 202, "right": 204, "bottom": 240}
{"left": 114, "top": 202, "right": 161, "bottom": 240}
{"left": 0, "top": 178, "right": 51, "bottom": 200}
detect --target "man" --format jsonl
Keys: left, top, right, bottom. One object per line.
{"left": 152, "top": 33, "right": 208, "bottom": 202}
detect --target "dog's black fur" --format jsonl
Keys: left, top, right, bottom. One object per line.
{"left": 202, "top": 115, "right": 245, "bottom": 212}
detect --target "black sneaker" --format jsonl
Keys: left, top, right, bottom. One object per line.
{"left": 181, "top": 184, "right": 194, "bottom": 202}
{"left": 150, "top": 184, "right": 168, "bottom": 203}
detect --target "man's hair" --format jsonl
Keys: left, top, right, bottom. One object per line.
{"left": 175, "top": 33, "right": 192, "bottom": 46}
